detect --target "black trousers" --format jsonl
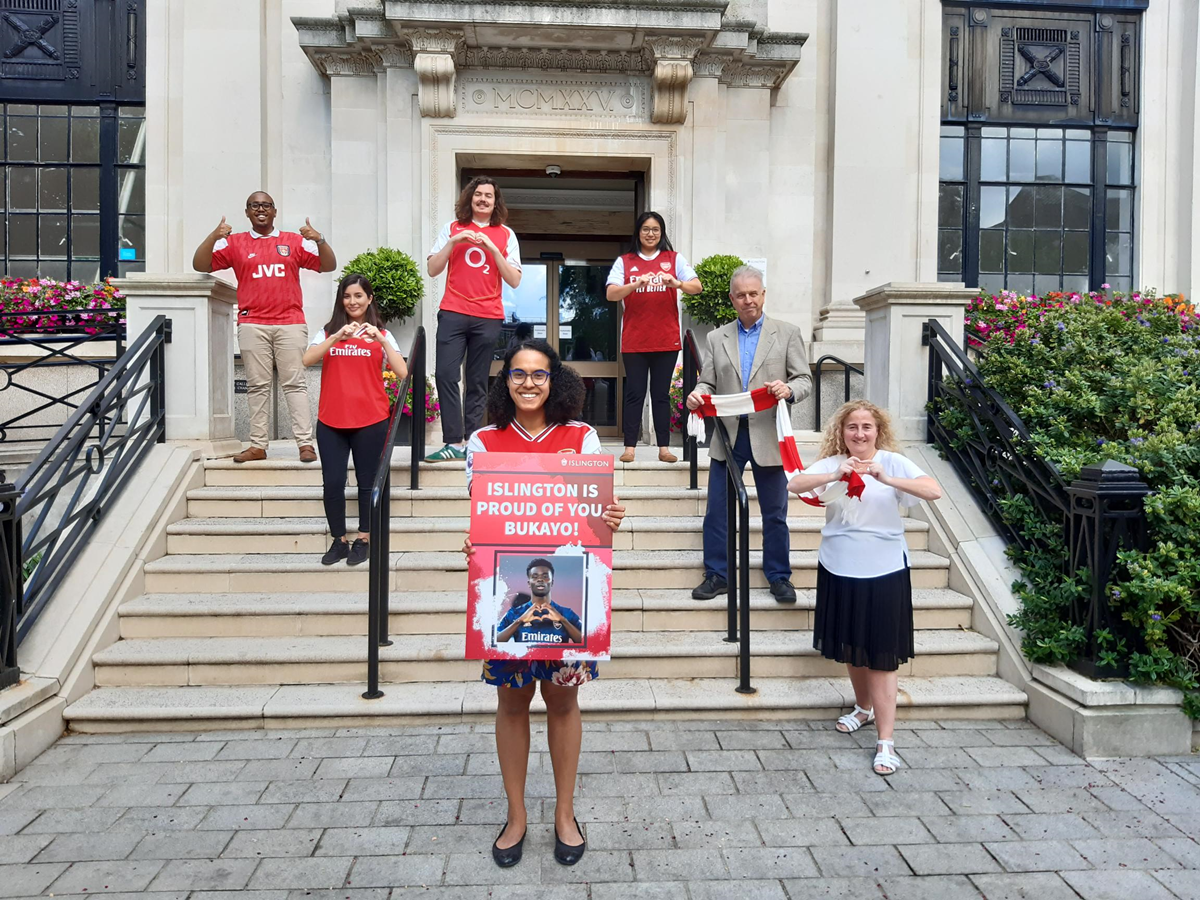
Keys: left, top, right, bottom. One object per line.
{"left": 316, "top": 418, "right": 389, "bottom": 537}
{"left": 435, "top": 309, "right": 502, "bottom": 444}
{"left": 622, "top": 350, "right": 677, "bottom": 447}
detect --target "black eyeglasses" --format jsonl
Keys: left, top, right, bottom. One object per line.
{"left": 508, "top": 369, "right": 550, "bottom": 385}
{"left": 247, "top": 202, "right": 275, "bottom": 211}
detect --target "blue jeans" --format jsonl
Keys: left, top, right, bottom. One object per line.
{"left": 703, "top": 421, "right": 791, "bottom": 584}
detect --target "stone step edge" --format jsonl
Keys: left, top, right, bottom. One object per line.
{"left": 185, "top": 485, "right": 836, "bottom": 501}
{"left": 119, "top": 588, "right": 972, "bottom": 617}
{"left": 91, "top": 630, "right": 998, "bottom": 666}
{"left": 167, "top": 516, "right": 929, "bottom": 535}
{"left": 63, "top": 676, "right": 1028, "bottom": 724}
{"left": 142, "top": 549, "right": 951, "bottom": 574}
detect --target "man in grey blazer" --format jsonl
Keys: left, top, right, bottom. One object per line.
{"left": 685, "top": 265, "right": 813, "bottom": 603}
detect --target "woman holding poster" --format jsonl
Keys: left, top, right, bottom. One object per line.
{"left": 302, "top": 274, "right": 408, "bottom": 566}
{"left": 786, "top": 401, "right": 941, "bottom": 776}
{"left": 463, "top": 337, "right": 625, "bottom": 869}
{"left": 605, "top": 211, "right": 702, "bottom": 464}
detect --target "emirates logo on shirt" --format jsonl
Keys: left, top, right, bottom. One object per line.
{"left": 329, "top": 345, "right": 372, "bottom": 357}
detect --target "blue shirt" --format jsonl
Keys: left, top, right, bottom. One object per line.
{"left": 737, "top": 316, "right": 764, "bottom": 391}
{"left": 497, "top": 600, "right": 583, "bottom": 644}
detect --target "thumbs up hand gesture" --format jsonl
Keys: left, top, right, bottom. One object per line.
{"left": 212, "top": 216, "right": 232, "bottom": 240}
{"left": 298, "top": 217, "right": 323, "bottom": 243}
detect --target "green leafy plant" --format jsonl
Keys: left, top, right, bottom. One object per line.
{"left": 340, "top": 248, "right": 424, "bottom": 324}
{"left": 935, "top": 287, "right": 1200, "bottom": 710}
{"left": 686, "top": 254, "right": 745, "bottom": 326}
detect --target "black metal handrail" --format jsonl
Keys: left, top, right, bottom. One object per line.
{"left": 682, "top": 328, "right": 754, "bottom": 694}
{"left": 925, "top": 317, "right": 1148, "bottom": 677}
{"left": 0, "top": 309, "right": 127, "bottom": 444}
{"left": 681, "top": 330, "right": 702, "bottom": 491}
{"left": 812, "top": 354, "right": 864, "bottom": 431}
{"left": 364, "top": 326, "right": 427, "bottom": 700}
{"left": 2, "top": 315, "right": 167, "bottom": 687}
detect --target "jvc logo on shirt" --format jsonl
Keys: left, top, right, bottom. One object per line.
{"left": 251, "top": 263, "right": 286, "bottom": 279}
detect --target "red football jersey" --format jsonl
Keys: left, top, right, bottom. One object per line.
{"left": 313, "top": 329, "right": 397, "bottom": 430}
{"left": 466, "top": 421, "right": 602, "bottom": 491}
{"left": 618, "top": 250, "right": 681, "bottom": 353}
{"left": 210, "top": 231, "right": 321, "bottom": 325}
{"left": 440, "top": 222, "right": 513, "bottom": 320}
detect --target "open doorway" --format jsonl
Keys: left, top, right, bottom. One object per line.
{"left": 461, "top": 167, "right": 646, "bottom": 437}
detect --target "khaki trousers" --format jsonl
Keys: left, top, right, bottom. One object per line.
{"left": 238, "top": 323, "right": 314, "bottom": 449}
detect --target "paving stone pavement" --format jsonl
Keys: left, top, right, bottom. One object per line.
{"left": 0, "top": 718, "right": 1198, "bottom": 899}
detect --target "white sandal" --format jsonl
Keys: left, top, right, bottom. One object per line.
{"left": 835, "top": 705, "right": 875, "bottom": 734}
{"left": 873, "top": 739, "right": 900, "bottom": 776}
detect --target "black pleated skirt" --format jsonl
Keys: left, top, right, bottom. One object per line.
{"left": 813, "top": 563, "right": 915, "bottom": 672}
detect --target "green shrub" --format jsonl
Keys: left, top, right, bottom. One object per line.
{"left": 936, "top": 288, "right": 1200, "bottom": 708}
{"left": 686, "top": 254, "right": 745, "bottom": 326}
{"left": 340, "top": 248, "right": 424, "bottom": 324}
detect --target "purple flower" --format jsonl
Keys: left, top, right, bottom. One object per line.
{"left": 1152, "top": 614, "right": 1162, "bottom": 621}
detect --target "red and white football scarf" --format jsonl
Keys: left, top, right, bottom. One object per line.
{"left": 686, "top": 386, "right": 865, "bottom": 511}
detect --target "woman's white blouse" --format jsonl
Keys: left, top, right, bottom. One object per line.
{"left": 803, "top": 450, "right": 929, "bottom": 579}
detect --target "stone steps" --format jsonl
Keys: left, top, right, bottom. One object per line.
{"left": 89, "top": 629, "right": 999, "bottom": 687}
{"left": 165, "top": 515, "right": 929, "bottom": 554}
{"left": 62, "top": 676, "right": 1028, "bottom": 732}
{"left": 140, "top": 549, "right": 951, "bottom": 593}
{"left": 185, "top": 485, "right": 833, "bottom": 519}
{"left": 117, "top": 588, "right": 974, "bottom": 638}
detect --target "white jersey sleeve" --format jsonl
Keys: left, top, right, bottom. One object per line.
{"left": 606, "top": 257, "right": 625, "bottom": 287}
{"left": 381, "top": 330, "right": 401, "bottom": 352}
{"left": 503, "top": 226, "right": 522, "bottom": 270}
{"left": 301, "top": 238, "right": 319, "bottom": 255}
{"left": 465, "top": 431, "right": 486, "bottom": 493}
{"left": 581, "top": 426, "right": 603, "bottom": 456}
{"left": 428, "top": 221, "right": 452, "bottom": 258}
{"left": 676, "top": 253, "right": 698, "bottom": 283}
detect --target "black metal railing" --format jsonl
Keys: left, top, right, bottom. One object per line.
{"left": 926, "top": 317, "right": 1149, "bottom": 677}
{"left": 0, "top": 309, "right": 127, "bottom": 444}
{"left": 681, "top": 329, "right": 702, "bottom": 491}
{"left": 682, "top": 328, "right": 754, "bottom": 693}
{"left": 364, "top": 326, "right": 427, "bottom": 699}
{"left": 812, "top": 354, "right": 863, "bottom": 431}
{"left": 1, "top": 315, "right": 167, "bottom": 686}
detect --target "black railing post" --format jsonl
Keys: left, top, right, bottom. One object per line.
{"left": 411, "top": 330, "right": 426, "bottom": 491}
{"left": 724, "top": 449, "right": 738, "bottom": 644}
{"left": 682, "top": 330, "right": 699, "bottom": 491}
{"left": 1066, "top": 460, "right": 1150, "bottom": 680}
{"left": 364, "top": 475, "right": 385, "bottom": 699}
{"left": 736, "top": 493, "right": 753, "bottom": 694}
{"left": 812, "top": 356, "right": 865, "bottom": 431}
{"left": 926, "top": 324, "right": 940, "bottom": 445}
{"left": 0, "top": 472, "right": 21, "bottom": 690}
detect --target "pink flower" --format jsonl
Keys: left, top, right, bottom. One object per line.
{"left": 551, "top": 666, "right": 591, "bottom": 686}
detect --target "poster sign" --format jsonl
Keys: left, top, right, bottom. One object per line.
{"left": 467, "top": 452, "right": 614, "bottom": 661}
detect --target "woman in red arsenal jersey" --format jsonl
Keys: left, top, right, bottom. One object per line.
{"left": 606, "top": 211, "right": 703, "bottom": 464}
{"left": 302, "top": 274, "right": 408, "bottom": 566}
{"left": 462, "top": 338, "right": 625, "bottom": 870}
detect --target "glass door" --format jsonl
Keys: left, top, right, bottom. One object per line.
{"left": 490, "top": 261, "right": 623, "bottom": 436}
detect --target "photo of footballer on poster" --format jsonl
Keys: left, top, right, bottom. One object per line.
{"left": 466, "top": 452, "right": 613, "bottom": 661}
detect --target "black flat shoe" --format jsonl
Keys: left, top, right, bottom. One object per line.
{"left": 553, "top": 817, "right": 586, "bottom": 866}
{"left": 492, "top": 822, "right": 525, "bottom": 868}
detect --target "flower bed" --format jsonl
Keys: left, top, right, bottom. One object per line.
{"left": 382, "top": 371, "right": 440, "bottom": 423}
{"left": 0, "top": 278, "right": 125, "bottom": 335}
{"left": 945, "top": 287, "right": 1200, "bottom": 712}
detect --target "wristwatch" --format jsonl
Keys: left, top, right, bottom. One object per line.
{"left": 315, "top": 234, "right": 326, "bottom": 246}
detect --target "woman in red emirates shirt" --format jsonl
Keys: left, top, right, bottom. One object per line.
{"left": 302, "top": 274, "right": 408, "bottom": 566}
{"left": 606, "top": 211, "right": 703, "bottom": 464}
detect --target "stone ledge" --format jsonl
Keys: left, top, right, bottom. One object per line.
{"left": 0, "top": 676, "right": 59, "bottom": 728}
{"left": 1033, "top": 663, "right": 1184, "bottom": 708}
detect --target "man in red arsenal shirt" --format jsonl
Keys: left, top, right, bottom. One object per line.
{"left": 425, "top": 176, "right": 523, "bottom": 462}
{"left": 192, "top": 191, "right": 337, "bottom": 463}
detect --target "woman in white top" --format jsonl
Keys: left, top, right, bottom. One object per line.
{"left": 787, "top": 401, "right": 942, "bottom": 775}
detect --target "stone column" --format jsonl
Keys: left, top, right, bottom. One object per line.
{"left": 317, "top": 53, "right": 382, "bottom": 263}
{"left": 853, "top": 282, "right": 975, "bottom": 442}
{"left": 117, "top": 273, "right": 241, "bottom": 453}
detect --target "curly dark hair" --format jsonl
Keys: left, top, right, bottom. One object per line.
{"left": 486, "top": 338, "right": 586, "bottom": 429}
{"left": 455, "top": 175, "right": 508, "bottom": 226}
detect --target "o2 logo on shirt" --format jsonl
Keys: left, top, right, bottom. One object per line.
{"left": 252, "top": 263, "right": 286, "bottom": 279}
{"left": 464, "top": 246, "right": 491, "bottom": 275}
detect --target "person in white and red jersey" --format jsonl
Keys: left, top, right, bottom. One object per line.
{"left": 605, "top": 211, "right": 702, "bottom": 464}
{"left": 192, "top": 190, "right": 337, "bottom": 463}
{"left": 302, "top": 274, "right": 408, "bottom": 567}
{"left": 425, "top": 175, "right": 522, "bottom": 463}
{"left": 462, "top": 337, "right": 625, "bottom": 870}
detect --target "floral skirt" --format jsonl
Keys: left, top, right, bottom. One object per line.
{"left": 481, "top": 659, "right": 598, "bottom": 689}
